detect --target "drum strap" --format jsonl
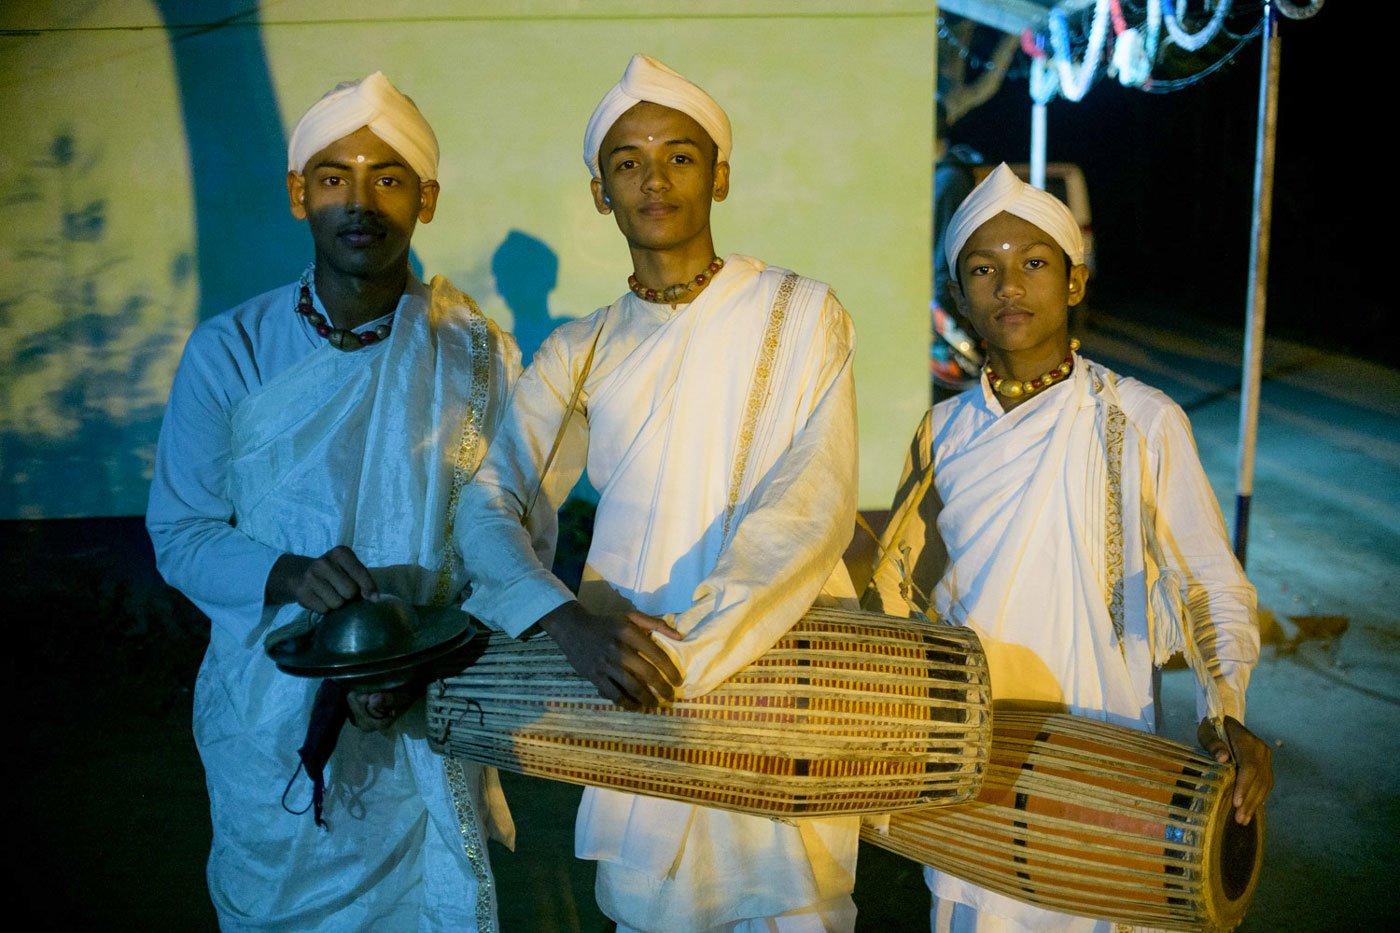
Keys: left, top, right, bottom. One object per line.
{"left": 720, "top": 271, "right": 801, "bottom": 544}
{"left": 860, "top": 465, "right": 937, "bottom": 619}
{"left": 1142, "top": 473, "right": 1227, "bottom": 728}
{"left": 1103, "top": 363, "right": 1226, "bottom": 730}
{"left": 521, "top": 307, "right": 610, "bottom": 524}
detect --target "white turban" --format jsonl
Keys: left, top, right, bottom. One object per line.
{"left": 287, "top": 71, "right": 439, "bottom": 181}
{"left": 944, "top": 162, "right": 1084, "bottom": 277}
{"left": 583, "top": 54, "right": 732, "bottom": 179}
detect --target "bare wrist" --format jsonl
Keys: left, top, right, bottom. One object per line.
{"left": 537, "top": 600, "right": 586, "bottom": 636}
{"left": 265, "top": 553, "right": 308, "bottom": 605}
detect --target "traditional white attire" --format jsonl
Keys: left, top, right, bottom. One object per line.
{"left": 864, "top": 358, "right": 1261, "bottom": 933}
{"left": 148, "top": 274, "right": 519, "bottom": 931}
{"left": 460, "top": 255, "right": 861, "bottom": 932}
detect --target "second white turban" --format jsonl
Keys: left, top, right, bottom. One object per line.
{"left": 583, "top": 54, "right": 732, "bottom": 179}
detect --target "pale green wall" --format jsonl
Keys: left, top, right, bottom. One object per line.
{"left": 0, "top": 0, "right": 932, "bottom": 517}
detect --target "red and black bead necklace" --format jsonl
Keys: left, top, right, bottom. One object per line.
{"left": 294, "top": 265, "right": 392, "bottom": 351}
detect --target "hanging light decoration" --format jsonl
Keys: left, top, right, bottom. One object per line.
{"left": 1275, "top": 0, "right": 1325, "bottom": 19}
{"left": 1162, "top": 0, "right": 1232, "bottom": 52}
{"left": 1047, "top": 0, "right": 1112, "bottom": 102}
{"left": 1109, "top": 0, "right": 1161, "bottom": 88}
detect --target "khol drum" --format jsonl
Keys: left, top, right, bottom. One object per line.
{"left": 863, "top": 709, "right": 1265, "bottom": 932}
{"left": 427, "top": 606, "right": 991, "bottom": 818}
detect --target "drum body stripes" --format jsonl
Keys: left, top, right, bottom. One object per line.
{"left": 863, "top": 710, "right": 1265, "bottom": 932}
{"left": 427, "top": 607, "right": 991, "bottom": 818}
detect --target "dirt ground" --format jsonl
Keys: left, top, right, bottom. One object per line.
{"left": 8, "top": 308, "right": 1398, "bottom": 931}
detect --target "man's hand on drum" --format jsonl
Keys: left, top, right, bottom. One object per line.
{"left": 1197, "top": 715, "right": 1274, "bottom": 825}
{"left": 266, "top": 546, "right": 379, "bottom": 612}
{"left": 346, "top": 683, "right": 420, "bottom": 733}
{"left": 539, "top": 601, "right": 683, "bottom": 710}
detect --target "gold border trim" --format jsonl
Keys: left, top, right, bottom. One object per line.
{"left": 445, "top": 756, "right": 497, "bottom": 933}
{"left": 432, "top": 299, "right": 492, "bottom": 607}
{"left": 1105, "top": 403, "right": 1127, "bottom": 645}
{"left": 430, "top": 293, "right": 498, "bottom": 930}
{"left": 722, "top": 272, "right": 799, "bottom": 543}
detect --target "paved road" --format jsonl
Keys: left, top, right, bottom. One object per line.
{"left": 1075, "top": 307, "right": 1400, "bottom": 932}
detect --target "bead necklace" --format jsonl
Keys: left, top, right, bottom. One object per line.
{"left": 628, "top": 257, "right": 724, "bottom": 306}
{"left": 984, "top": 338, "right": 1081, "bottom": 400}
{"left": 294, "top": 264, "right": 392, "bottom": 351}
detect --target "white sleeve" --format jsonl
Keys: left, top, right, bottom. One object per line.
{"left": 457, "top": 321, "right": 594, "bottom": 637}
{"left": 145, "top": 328, "right": 283, "bottom": 637}
{"left": 1147, "top": 401, "right": 1260, "bottom": 723}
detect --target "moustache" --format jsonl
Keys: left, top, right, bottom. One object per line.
{"left": 337, "top": 219, "right": 388, "bottom": 237}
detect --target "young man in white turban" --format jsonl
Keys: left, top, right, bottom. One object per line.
{"left": 147, "top": 72, "right": 519, "bottom": 930}
{"left": 458, "top": 54, "right": 861, "bottom": 932}
{"left": 863, "top": 163, "right": 1274, "bottom": 932}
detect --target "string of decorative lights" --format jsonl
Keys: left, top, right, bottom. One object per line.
{"left": 1162, "top": 0, "right": 1233, "bottom": 52}
{"left": 1048, "top": 0, "right": 1112, "bottom": 101}
{"left": 938, "top": 15, "right": 1036, "bottom": 80}
{"left": 1141, "top": 18, "right": 1264, "bottom": 92}
{"left": 937, "top": 1, "right": 1306, "bottom": 101}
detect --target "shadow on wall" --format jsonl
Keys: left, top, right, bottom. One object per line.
{"left": 0, "top": 7, "right": 446, "bottom": 519}
{"left": 491, "top": 229, "right": 601, "bottom": 511}
{"left": 0, "top": 132, "right": 190, "bottom": 517}
{"left": 155, "top": 0, "right": 305, "bottom": 320}
{"left": 3, "top": 3, "right": 295, "bottom": 519}
{"left": 158, "top": 0, "right": 429, "bottom": 317}
{"left": 491, "top": 229, "right": 570, "bottom": 368}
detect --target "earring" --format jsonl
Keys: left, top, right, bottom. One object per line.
{"left": 603, "top": 194, "right": 612, "bottom": 205}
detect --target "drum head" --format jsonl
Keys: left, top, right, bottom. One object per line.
{"left": 1204, "top": 796, "right": 1267, "bottom": 930}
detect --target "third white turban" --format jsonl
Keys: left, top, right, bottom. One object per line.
{"left": 945, "top": 162, "right": 1084, "bottom": 277}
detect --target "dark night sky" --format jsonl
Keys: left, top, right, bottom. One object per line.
{"left": 947, "top": 2, "right": 1381, "bottom": 365}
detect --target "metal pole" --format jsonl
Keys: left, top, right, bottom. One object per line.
{"left": 1233, "top": 4, "right": 1281, "bottom": 566}
{"left": 1030, "top": 100, "right": 1047, "bottom": 189}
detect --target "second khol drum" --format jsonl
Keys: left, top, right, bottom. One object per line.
{"left": 863, "top": 709, "right": 1266, "bottom": 932}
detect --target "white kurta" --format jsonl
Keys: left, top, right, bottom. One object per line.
{"left": 865, "top": 356, "right": 1260, "bottom": 933}
{"left": 147, "top": 274, "right": 519, "bottom": 931}
{"left": 459, "top": 255, "right": 861, "bottom": 933}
